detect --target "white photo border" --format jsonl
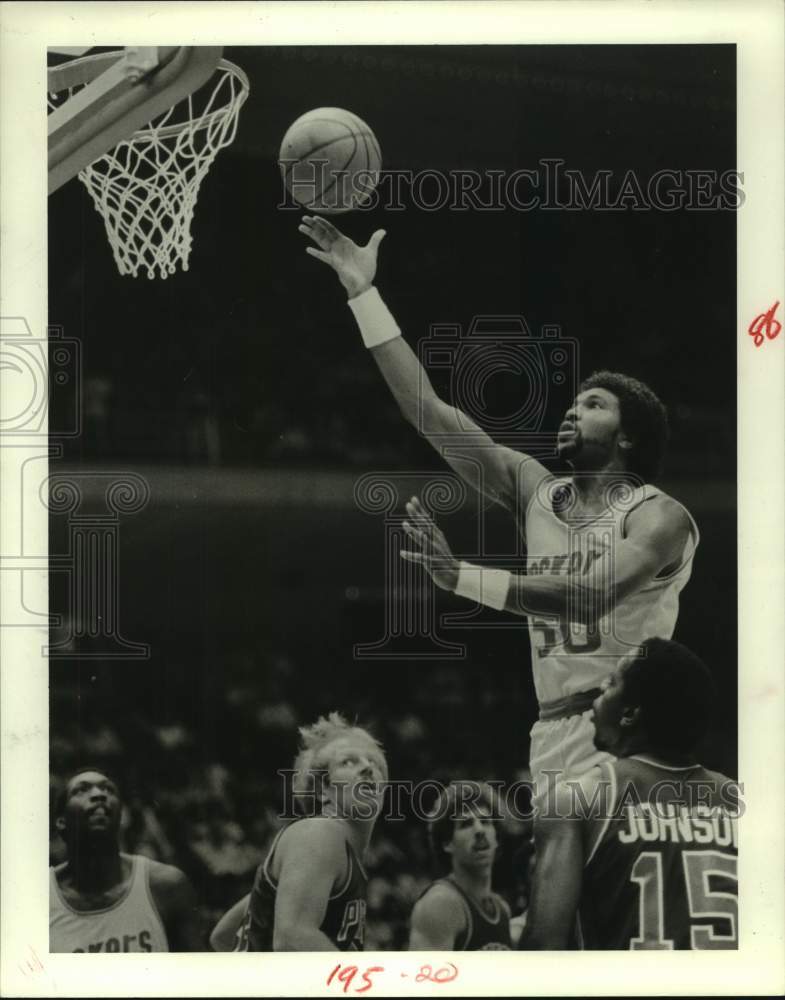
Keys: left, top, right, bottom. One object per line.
{"left": 1, "top": 1, "right": 783, "bottom": 996}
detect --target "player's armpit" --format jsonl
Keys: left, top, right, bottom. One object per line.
{"left": 272, "top": 820, "right": 347, "bottom": 951}
{"left": 148, "top": 862, "right": 205, "bottom": 952}
{"left": 521, "top": 784, "right": 583, "bottom": 950}
{"left": 408, "top": 885, "right": 466, "bottom": 951}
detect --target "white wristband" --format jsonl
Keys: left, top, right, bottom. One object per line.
{"left": 347, "top": 286, "right": 402, "bottom": 349}
{"left": 454, "top": 561, "right": 511, "bottom": 611}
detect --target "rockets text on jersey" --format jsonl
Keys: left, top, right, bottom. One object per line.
{"left": 524, "top": 478, "right": 699, "bottom": 705}
{"left": 49, "top": 854, "right": 169, "bottom": 953}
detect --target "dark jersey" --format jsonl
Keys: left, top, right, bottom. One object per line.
{"left": 579, "top": 756, "right": 739, "bottom": 950}
{"left": 239, "top": 819, "right": 368, "bottom": 952}
{"left": 419, "top": 877, "right": 512, "bottom": 951}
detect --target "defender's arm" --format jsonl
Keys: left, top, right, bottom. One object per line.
{"left": 272, "top": 821, "right": 346, "bottom": 951}
{"left": 408, "top": 885, "right": 465, "bottom": 950}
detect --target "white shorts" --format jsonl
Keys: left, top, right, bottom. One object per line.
{"left": 529, "top": 709, "right": 615, "bottom": 812}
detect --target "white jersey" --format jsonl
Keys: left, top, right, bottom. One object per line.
{"left": 524, "top": 477, "right": 698, "bottom": 705}
{"left": 50, "top": 853, "right": 169, "bottom": 953}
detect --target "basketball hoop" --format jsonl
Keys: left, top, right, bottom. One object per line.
{"left": 48, "top": 53, "right": 249, "bottom": 279}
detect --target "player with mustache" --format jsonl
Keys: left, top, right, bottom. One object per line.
{"left": 409, "top": 782, "right": 512, "bottom": 950}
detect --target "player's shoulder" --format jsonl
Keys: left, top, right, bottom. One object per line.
{"left": 144, "top": 856, "right": 192, "bottom": 892}
{"left": 698, "top": 766, "right": 733, "bottom": 785}
{"left": 140, "top": 856, "right": 196, "bottom": 920}
{"left": 628, "top": 488, "right": 693, "bottom": 532}
{"left": 412, "top": 880, "right": 466, "bottom": 931}
{"left": 624, "top": 490, "right": 696, "bottom": 560}
{"left": 692, "top": 766, "right": 740, "bottom": 801}
{"left": 277, "top": 817, "right": 349, "bottom": 860}
{"left": 417, "top": 878, "right": 460, "bottom": 906}
{"left": 50, "top": 860, "right": 70, "bottom": 891}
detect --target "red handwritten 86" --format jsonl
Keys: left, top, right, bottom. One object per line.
{"left": 326, "top": 962, "right": 458, "bottom": 993}
{"left": 748, "top": 300, "right": 781, "bottom": 347}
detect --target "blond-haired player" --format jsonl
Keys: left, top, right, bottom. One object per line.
{"left": 211, "top": 712, "right": 387, "bottom": 952}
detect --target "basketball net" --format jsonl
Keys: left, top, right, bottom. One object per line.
{"left": 49, "top": 59, "right": 249, "bottom": 280}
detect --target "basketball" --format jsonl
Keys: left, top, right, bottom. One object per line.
{"left": 279, "top": 107, "right": 382, "bottom": 214}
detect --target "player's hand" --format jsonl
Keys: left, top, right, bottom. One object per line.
{"left": 401, "top": 496, "right": 460, "bottom": 593}
{"left": 299, "top": 216, "right": 386, "bottom": 299}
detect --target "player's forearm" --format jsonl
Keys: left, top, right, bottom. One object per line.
{"left": 274, "top": 923, "right": 339, "bottom": 951}
{"left": 454, "top": 563, "right": 604, "bottom": 622}
{"left": 347, "top": 286, "right": 441, "bottom": 427}
{"left": 368, "top": 334, "right": 441, "bottom": 428}
{"left": 519, "top": 917, "right": 571, "bottom": 950}
{"left": 507, "top": 573, "right": 605, "bottom": 622}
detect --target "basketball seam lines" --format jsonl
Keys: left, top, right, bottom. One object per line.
{"left": 280, "top": 117, "right": 357, "bottom": 177}
{"left": 347, "top": 112, "right": 381, "bottom": 191}
{"left": 356, "top": 128, "right": 373, "bottom": 200}
{"left": 281, "top": 115, "right": 379, "bottom": 208}
{"left": 316, "top": 130, "right": 357, "bottom": 201}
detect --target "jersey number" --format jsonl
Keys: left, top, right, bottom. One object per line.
{"left": 630, "top": 850, "right": 737, "bottom": 950}
{"left": 532, "top": 617, "right": 602, "bottom": 657}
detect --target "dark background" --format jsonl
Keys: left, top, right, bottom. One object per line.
{"left": 48, "top": 45, "right": 737, "bottom": 948}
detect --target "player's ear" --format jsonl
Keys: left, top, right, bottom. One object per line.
{"left": 55, "top": 815, "right": 66, "bottom": 834}
{"left": 618, "top": 434, "right": 634, "bottom": 452}
{"left": 619, "top": 705, "right": 640, "bottom": 728}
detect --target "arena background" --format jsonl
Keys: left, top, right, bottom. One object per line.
{"left": 47, "top": 44, "right": 737, "bottom": 949}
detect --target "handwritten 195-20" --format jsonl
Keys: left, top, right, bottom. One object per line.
{"left": 326, "top": 961, "right": 459, "bottom": 993}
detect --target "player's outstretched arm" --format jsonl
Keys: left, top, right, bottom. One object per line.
{"left": 520, "top": 784, "right": 583, "bottom": 950}
{"left": 299, "top": 216, "right": 548, "bottom": 512}
{"left": 408, "top": 885, "right": 465, "bottom": 950}
{"left": 272, "top": 820, "right": 346, "bottom": 951}
{"left": 402, "top": 494, "right": 692, "bottom": 621}
{"left": 148, "top": 861, "right": 205, "bottom": 951}
{"left": 210, "top": 893, "right": 250, "bottom": 952}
